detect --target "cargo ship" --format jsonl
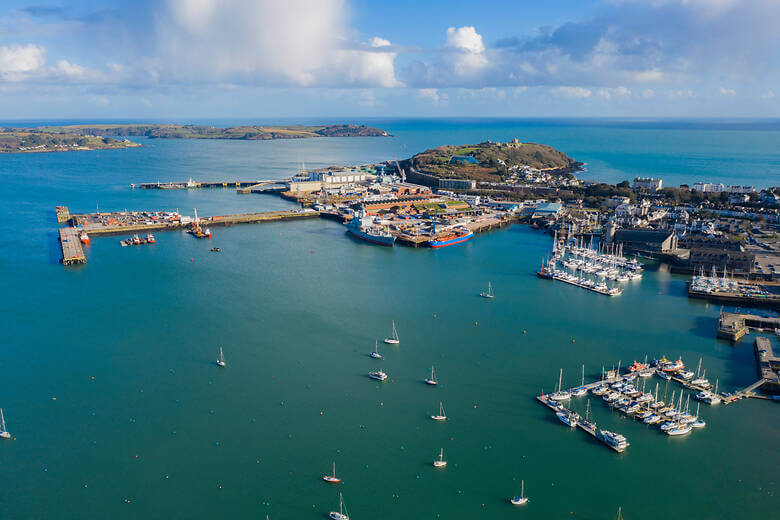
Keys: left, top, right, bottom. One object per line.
{"left": 346, "top": 209, "right": 395, "bottom": 246}
{"left": 428, "top": 227, "right": 473, "bottom": 248}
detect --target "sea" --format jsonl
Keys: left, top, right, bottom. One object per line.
{"left": 0, "top": 118, "right": 778, "bottom": 519}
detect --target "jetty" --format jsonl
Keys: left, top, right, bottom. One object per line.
{"left": 717, "top": 312, "right": 780, "bottom": 342}
{"left": 59, "top": 228, "right": 86, "bottom": 265}
{"left": 754, "top": 337, "right": 780, "bottom": 395}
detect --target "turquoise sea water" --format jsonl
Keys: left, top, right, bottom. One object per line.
{"left": 1, "top": 119, "right": 779, "bottom": 519}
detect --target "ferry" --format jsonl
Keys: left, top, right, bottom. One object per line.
{"left": 80, "top": 232, "right": 90, "bottom": 245}
{"left": 346, "top": 209, "right": 395, "bottom": 246}
{"left": 369, "top": 370, "right": 387, "bottom": 381}
{"left": 428, "top": 227, "right": 474, "bottom": 248}
{"left": 597, "top": 429, "right": 629, "bottom": 452}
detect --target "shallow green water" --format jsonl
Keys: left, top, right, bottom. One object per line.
{"left": 1, "top": 120, "right": 778, "bottom": 519}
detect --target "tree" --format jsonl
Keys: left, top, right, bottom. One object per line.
{"left": 617, "top": 180, "right": 630, "bottom": 189}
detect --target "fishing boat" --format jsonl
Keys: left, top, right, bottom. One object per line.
{"left": 383, "top": 321, "right": 400, "bottom": 345}
{"left": 433, "top": 448, "right": 447, "bottom": 467}
{"left": 510, "top": 480, "right": 529, "bottom": 505}
{"left": 424, "top": 366, "right": 438, "bottom": 386}
{"left": 430, "top": 402, "right": 446, "bottom": 421}
{"left": 597, "top": 430, "right": 629, "bottom": 452}
{"left": 556, "top": 410, "right": 579, "bottom": 427}
{"left": 216, "top": 347, "right": 226, "bottom": 367}
{"left": 369, "top": 340, "right": 383, "bottom": 359}
{"left": 323, "top": 462, "right": 341, "bottom": 483}
{"left": 0, "top": 408, "right": 10, "bottom": 439}
{"left": 329, "top": 492, "right": 349, "bottom": 520}
{"left": 369, "top": 370, "right": 387, "bottom": 381}
{"left": 480, "top": 281, "right": 494, "bottom": 299}
{"left": 549, "top": 368, "right": 571, "bottom": 401}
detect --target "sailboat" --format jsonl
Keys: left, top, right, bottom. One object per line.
{"left": 430, "top": 402, "right": 446, "bottom": 421}
{"left": 424, "top": 365, "right": 438, "bottom": 386}
{"left": 572, "top": 364, "right": 588, "bottom": 396}
{"left": 433, "top": 448, "right": 447, "bottom": 467}
{"left": 384, "top": 321, "right": 400, "bottom": 345}
{"left": 480, "top": 281, "right": 494, "bottom": 299}
{"left": 216, "top": 347, "right": 226, "bottom": 367}
{"left": 510, "top": 480, "right": 529, "bottom": 505}
{"left": 691, "top": 402, "right": 706, "bottom": 428}
{"left": 323, "top": 461, "right": 341, "bottom": 483}
{"left": 0, "top": 408, "right": 10, "bottom": 439}
{"left": 370, "top": 340, "right": 383, "bottom": 359}
{"left": 550, "top": 368, "right": 571, "bottom": 401}
{"left": 329, "top": 492, "right": 349, "bottom": 520}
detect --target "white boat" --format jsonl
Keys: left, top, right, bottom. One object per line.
{"left": 643, "top": 413, "right": 661, "bottom": 424}
{"left": 216, "top": 347, "right": 226, "bottom": 367}
{"left": 571, "top": 365, "right": 587, "bottom": 396}
{"left": 597, "top": 430, "right": 629, "bottom": 452}
{"left": 550, "top": 368, "right": 571, "bottom": 401}
{"left": 0, "top": 408, "right": 10, "bottom": 439}
{"left": 666, "top": 423, "right": 692, "bottom": 436}
{"left": 430, "top": 402, "right": 446, "bottom": 421}
{"left": 424, "top": 365, "right": 438, "bottom": 386}
{"left": 433, "top": 448, "right": 447, "bottom": 467}
{"left": 369, "top": 340, "right": 383, "bottom": 359}
{"left": 556, "top": 410, "right": 579, "bottom": 427}
{"left": 510, "top": 480, "right": 529, "bottom": 505}
{"left": 678, "top": 370, "right": 695, "bottom": 380}
{"left": 691, "top": 402, "right": 706, "bottom": 428}
{"left": 329, "top": 492, "right": 349, "bottom": 520}
{"left": 480, "top": 281, "right": 494, "bottom": 299}
{"left": 591, "top": 385, "right": 608, "bottom": 396}
{"left": 323, "top": 462, "right": 341, "bottom": 483}
{"left": 383, "top": 320, "right": 400, "bottom": 345}
{"left": 369, "top": 370, "right": 388, "bottom": 381}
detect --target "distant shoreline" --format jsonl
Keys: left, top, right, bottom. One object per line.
{"left": 0, "top": 123, "right": 389, "bottom": 154}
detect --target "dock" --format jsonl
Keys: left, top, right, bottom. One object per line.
{"left": 59, "top": 228, "right": 86, "bottom": 265}
{"left": 754, "top": 336, "right": 780, "bottom": 394}
{"left": 717, "top": 312, "right": 780, "bottom": 342}
{"left": 133, "top": 180, "right": 265, "bottom": 190}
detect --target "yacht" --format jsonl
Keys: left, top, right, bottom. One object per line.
{"left": 369, "top": 370, "right": 388, "bottom": 381}
{"left": 383, "top": 321, "right": 400, "bottom": 345}
{"left": 323, "top": 462, "right": 341, "bottom": 483}
{"left": 0, "top": 408, "right": 10, "bottom": 439}
{"left": 433, "top": 448, "right": 447, "bottom": 468}
{"left": 369, "top": 340, "right": 383, "bottom": 360}
{"left": 678, "top": 370, "right": 695, "bottom": 380}
{"left": 597, "top": 430, "right": 629, "bottom": 452}
{"left": 216, "top": 347, "right": 226, "bottom": 367}
{"left": 430, "top": 402, "right": 447, "bottom": 421}
{"left": 480, "top": 281, "right": 494, "bottom": 299}
{"left": 549, "top": 368, "right": 571, "bottom": 401}
{"left": 666, "top": 423, "right": 693, "bottom": 436}
{"left": 329, "top": 493, "right": 349, "bottom": 520}
{"left": 556, "top": 410, "right": 579, "bottom": 427}
{"left": 424, "top": 366, "right": 438, "bottom": 386}
{"left": 695, "top": 390, "right": 721, "bottom": 405}
{"left": 510, "top": 480, "right": 529, "bottom": 505}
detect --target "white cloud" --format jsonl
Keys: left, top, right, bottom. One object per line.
{"left": 0, "top": 44, "right": 46, "bottom": 81}
{"left": 418, "top": 88, "right": 448, "bottom": 105}
{"left": 639, "top": 88, "right": 655, "bottom": 98}
{"left": 667, "top": 89, "right": 696, "bottom": 99}
{"left": 445, "top": 26, "right": 488, "bottom": 78}
{"left": 718, "top": 87, "right": 736, "bottom": 96}
{"left": 762, "top": 90, "right": 775, "bottom": 99}
{"left": 552, "top": 86, "right": 592, "bottom": 99}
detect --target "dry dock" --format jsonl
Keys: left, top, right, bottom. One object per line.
{"left": 59, "top": 228, "right": 86, "bottom": 265}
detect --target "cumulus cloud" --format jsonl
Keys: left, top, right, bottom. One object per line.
{"left": 418, "top": 88, "right": 448, "bottom": 105}
{"left": 553, "top": 86, "right": 592, "bottom": 99}
{"left": 0, "top": 44, "right": 46, "bottom": 81}
{"left": 718, "top": 87, "right": 736, "bottom": 96}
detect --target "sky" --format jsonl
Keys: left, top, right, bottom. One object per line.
{"left": 0, "top": 0, "right": 779, "bottom": 119}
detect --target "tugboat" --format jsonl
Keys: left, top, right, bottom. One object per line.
{"left": 146, "top": 233, "right": 156, "bottom": 243}
{"left": 80, "top": 231, "right": 90, "bottom": 245}
{"left": 345, "top": 207, "right": 395, "bottom": 246}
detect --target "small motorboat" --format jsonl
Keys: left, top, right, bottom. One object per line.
{"left": 210, "top": 247, "right": 222, "bottom": 252}
{"left": 368, "top": 371, "right": 387, "bottom": 381}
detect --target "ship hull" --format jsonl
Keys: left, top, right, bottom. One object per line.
{"left": 346, "top": 228, "right": 395, "bottom": 246}
{"left": 428, "top": 231, "right": 474, "bottom": 248}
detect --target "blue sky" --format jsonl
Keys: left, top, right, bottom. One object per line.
{"left": 0, "top": 0, "right": 778, "bottom": 119}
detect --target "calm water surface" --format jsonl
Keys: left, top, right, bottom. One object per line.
{"left": 0, "top": 120, "right": 778, "bottom": 519}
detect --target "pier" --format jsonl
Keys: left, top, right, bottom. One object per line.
{"left": 133, "top": 180, "right": 266, "bottom": 190}
{"left": 717, "top": 312, "right": 780, "bottom": 342}
{"left": 59, "top": 228, "right": 85, "bottom": 265}
{"left": 754, "top": 337, "right": 780, "bottom": 394}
